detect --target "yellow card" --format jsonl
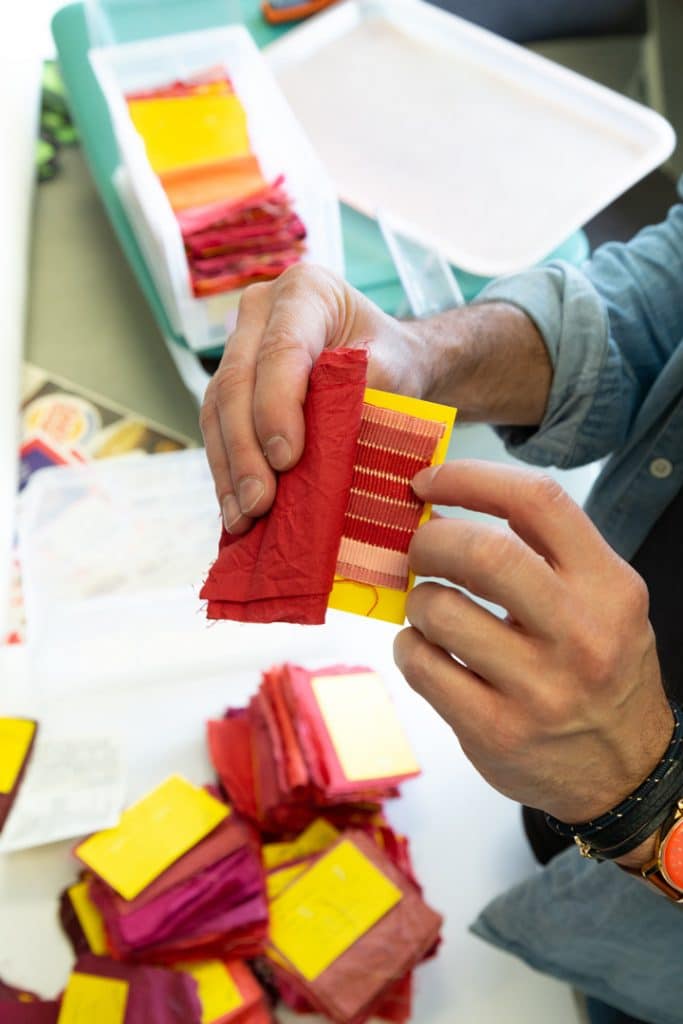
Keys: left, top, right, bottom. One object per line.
{"left": 311, "top": 672, "right": 419, "bottom": 782}
{"left": 266, "top": 861, "right": 311, "bottom": 900}
{"left": 75, "top": 775, "right": 229, "bottom": 900}
{"left": 328, "top": 388, "right": 456, "bottom": 625}
{"left": 128, "top": 94, "right": 251, "bottom": 175}
{"left": 58, "top": 973, "right": 128, "bottom": 1024}
{"left": 269, "top": 839, "right": 402, "bottom": 981}
{"left": 68, "top": 880, "right": 108, "bottom": 955}
{"left": 263, "top": 818, "right": 339, "bottom": 870}
{"left": 0, "top": 718, "right": 36, "bottom": 794}
{"left": 177, "top": 961, "right": 243, "bottom": 1024}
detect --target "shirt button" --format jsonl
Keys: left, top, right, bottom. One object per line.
{"left": 649, "top": 457, "right": 673, "bottom": 479}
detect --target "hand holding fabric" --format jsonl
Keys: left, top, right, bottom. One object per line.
{"left": 199, "top": 265, "right": 443, "bottom": 536}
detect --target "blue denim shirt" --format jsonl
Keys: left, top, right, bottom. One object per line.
{"left": 478, "top": 176, "right": 683, "bottom": 561}
{"left": 469, "top": 180, "right": 683, "bottom": 1022}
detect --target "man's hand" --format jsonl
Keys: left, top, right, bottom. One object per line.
{"left": 200, "top": 266, "right": 430, "bottom": 535}
{"left": 395, "top": 459, "right": 672, "bottom": 827}
{"left": 200, "top": 265, "right": 552, "bottom": 536}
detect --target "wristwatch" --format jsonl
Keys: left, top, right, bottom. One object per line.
{"left": 621, "top": 797, "right": 683, "bottom": 901}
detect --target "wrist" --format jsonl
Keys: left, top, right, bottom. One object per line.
{"left": 614, "top": 832, "right": 659, "bottom": 870}
{"left": 412, "top": 301, "right": 552, "bottom": 424}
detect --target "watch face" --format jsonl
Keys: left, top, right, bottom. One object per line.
{"left": 661, "top": 817, "right": 683, "bottom": 892}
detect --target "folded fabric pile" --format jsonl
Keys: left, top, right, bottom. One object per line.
{"left": 208, "top": 664, "right": 421, "bottom": 833}
{"left": 64, "top": 776, "right": 268, "bottom": 965}
{"left": 208, "top": 664, "right": 442, "bottom": 1022}
{"left": 261, "top": 829, "right": 441, "bottom": 1024}
{"left": 126, "top": 70, "right": 306, "bottom": 297}
{"left": 4, "top": 665, "right": 441, "bottom": 1024}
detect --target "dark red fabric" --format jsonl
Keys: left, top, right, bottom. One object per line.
{"left": 201, "top": 349, "right": 368, "bottom": 625}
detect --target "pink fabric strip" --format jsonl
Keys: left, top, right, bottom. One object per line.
{"left": 346, "top": 490, "right": 423, "bottom": 532}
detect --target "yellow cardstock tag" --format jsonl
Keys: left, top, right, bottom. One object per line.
{"left": 0, "top": 718, "right": 36, "bottom": 794}
{"left": 75, "top": 775, "right": 229, "bottom": 900}
{"left": 177, "top": 961, "right": 243, "bottom": 1024}
{"left": 127, "top": 94, "right": 251, "bottom": 174}
{"left": 58, "top": 973, "right": 128, "bottom": 1024}
{"left": 68, "top": 880, "right": 108, "bottom": 955}
{"left": 263, "top": 818, "right": 339, "bottom": 870}
{"left": 328, "top": 387, "right": 456, "bottom": 625}
{"left": 311, "top": 672, "right": 419, "bottom": 782}
{"left": 268, "top": 839, "right": 402, "bottom": 981}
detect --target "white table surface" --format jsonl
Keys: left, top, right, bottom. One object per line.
{"left": 0, "top": 4, "right": 584, "bottom": 1020}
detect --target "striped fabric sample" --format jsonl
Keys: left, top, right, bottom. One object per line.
{"left": 336, "top": 404, "right": 445, "bottom": 591}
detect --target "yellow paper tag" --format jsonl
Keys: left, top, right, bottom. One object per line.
{"left": 58, "top": 973, "right": 128, "bottom": 1024}
{"left": 269, "top": 839, "right": 402, "bottom": 981}
{"left": 0, "top": 718, "right": 36, "bottom": 794}
{"left": 178, "top": 961, "right": 243, "bottom": 1024}
{"left": 75, "top": 775, "right": 229, "bottom": 900}
{"left": 328, "top": 387, "right": 456, "bottom": 625}
{"left": 266, "top": 861, "right": 311, "bottom": 900}
{"left": 68, "top": 880, "right": 108, "bottom": 955}
{"left": 311, "top": 672, "right": 419, "bottom": 782}
{"left": 127, "top": 94, "right": 251, "bottom": 174}
{"left": 263, "top": 818, "right": 339, "bottom": 870}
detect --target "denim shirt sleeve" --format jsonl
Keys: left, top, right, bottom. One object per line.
{"left": 474, "top": 177, "right": 683, "bottom": 469}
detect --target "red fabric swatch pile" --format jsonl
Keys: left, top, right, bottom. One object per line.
{"left": 208, "top": 663, "right": 418, "bottom": 833}
{"left": 260, "top": 830, "right": 442, "bottom": 1024}
{"left": 201, "top": 349, "right": 368, "bottom": 625}
{"left": 65, "top": 813, "right": 268, "bottom": 965}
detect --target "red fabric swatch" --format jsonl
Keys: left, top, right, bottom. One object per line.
{"left": 201, "top": 349, "right": 368, "bottom": 625}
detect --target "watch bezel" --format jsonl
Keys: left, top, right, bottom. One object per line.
{"left": 659, "top": 814, "right": 683, "bottom": 892}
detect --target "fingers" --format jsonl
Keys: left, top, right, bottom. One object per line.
{"left": 409, "top": 516, "right": 563, "bottom": 636}
{"left": 201, "top": 267, "right": 357, "bottom": 531}
{"left": 252, "top": 274, "right": 339, "bottom": 470}
{"left": 393, "top": 625, "right": 498, "bottom": 744}
{"left": 412, "top": 459, "right": 612, "bottom": 575}
{"left": 405, "top": 581, "right": 536, "bottom": 694}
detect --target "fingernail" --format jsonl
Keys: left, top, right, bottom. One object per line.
{"left": 222, "top": 494, "right": 242, "bottom": 533}
{"left": 238, "top": 476, "right": 265, "bottom": 515}
{"left": 412, "top": 464, "right": 440, "bottom": 495}
{"left": 264, "top": 434, "right": 292, "bottom": 471}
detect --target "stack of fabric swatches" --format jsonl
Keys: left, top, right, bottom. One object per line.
{"left": 200, "top": 349, "right": 456, "bottom": 625}
{"left": 125, "top": 70, "right": 306, "bottom": 297}
{"left": 208, "top": 664, "right": 421, "bottom": 833}
{"left": 66, "top": 775, "right": 269, "bottom": 964}
{"left": 1, "top": 665, "right": 441, "bottom": 1023}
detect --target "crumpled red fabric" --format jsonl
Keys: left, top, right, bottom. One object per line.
{"left": 201, "top": 349, "right": 368, "bottom": 625}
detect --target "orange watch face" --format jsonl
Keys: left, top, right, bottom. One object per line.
{"left": 661, "top": 817, "right": 683, "bottom": 891}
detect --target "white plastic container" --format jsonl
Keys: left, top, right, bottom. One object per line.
{"left": 267, "top": 0, "right": 676, "bottom": 276}
{"left": 90, "top": 26, "right": 344, "bottom": 352}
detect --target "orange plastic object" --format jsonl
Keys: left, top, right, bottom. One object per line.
{"left": 262, "top": 0, "right": 339, "bottom": 25}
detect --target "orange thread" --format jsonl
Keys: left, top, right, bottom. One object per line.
{"left": 332, "top": 575, "right": 380, "bottom": 617}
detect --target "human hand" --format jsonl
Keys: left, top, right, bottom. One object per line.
{"left": 200, "top": 265, "right": 431, "bottom": 535}
{"left": 394, "top": 459, "right": 672, "bottom": 826}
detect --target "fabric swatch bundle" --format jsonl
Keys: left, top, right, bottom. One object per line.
{"left": 208, "top": 664, "right": 420, "bottom": 833}
{"left": 200, "top": 349, "right": 456, "bottom": 626}
{"left": 64, "top": 776, "right": 268, "bottom": 965}
{"left": 261, "top": 830, "right": 441, "bottom": 1024}
{"left": 126, "top": 70, "right": 306, "bottom": 297}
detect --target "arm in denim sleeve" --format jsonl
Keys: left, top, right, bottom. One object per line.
{"left": 473, "top": 181, "right": 683, "bottom": 469}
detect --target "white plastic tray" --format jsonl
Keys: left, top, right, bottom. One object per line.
{"left": 90, "top": 25, "right": 344, "bottom": 352}
{"left": 267, "top": 0, "right": 676, "bottom": 276}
